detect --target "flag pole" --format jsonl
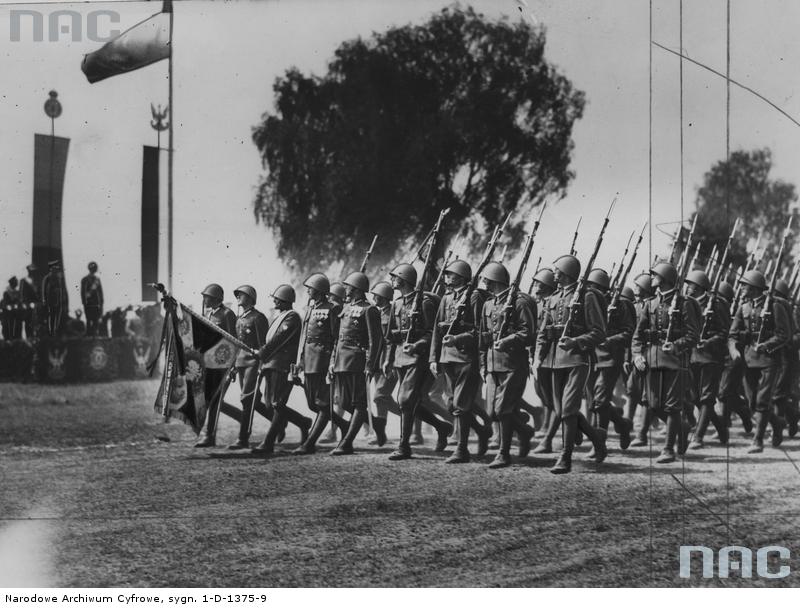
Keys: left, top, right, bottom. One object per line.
{"left": 167, "top": 1, "right": 174, "bottom": 292}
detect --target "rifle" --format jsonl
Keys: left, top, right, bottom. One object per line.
{"left": 405, "top": 208, "right": 450, "bottom": 345}
{"left": 663, "top": 214, "right": 699, "bottom": 345}
{"left": 756, "top": 216, "right": 794, "bottom": 345}
{"left": 359, "top": 234, "right": 378, "bottom": 273}
{"left": 527, "top": 256, "right": 542, "bottom": 294}
{"left": 431, "top": 248, "right": 454, "bottom": 294}
{"left": 498, "top": 202, "right": 547, "bottom": 339}
{"left": 700, "top": 218, "right": 740, "bottom": 339}
{"left": 499, "top": 244, "right": 509, "bottom": 263}
{"left": 609, "top": 230, "right": 635, "bottom": 293}
{"left": 445, "top": 212, "right": 512, "bottom": 336}
{"left": 560, "top": 198, "right": 616, "bottom": 341}
{"left": 689, "top": 243, "right": 701, "bottom": 273}
{"left": 705, "top": 243, "right": 718, "bottom": 278}
{"left": 569, "top": 216, "right": 582, "bottom": 256}
{"left": 746, "top": 228, "right": 764, "bottom": 271}
{"left": 607, "top": 222, "right": 646, "bottom": 322}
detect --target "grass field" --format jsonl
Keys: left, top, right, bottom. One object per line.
{"left": 1, "top": 380, "right": 799, "bottom": 587}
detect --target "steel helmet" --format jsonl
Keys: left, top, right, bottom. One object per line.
{"left": 233, "top": 284, "right": 257, "bottom": 304}
{"left": 201, "top": 283, "right": 224, "bottom": 300}
{"left": 633, "top": 273, "right": 652, "bottom": 293}
{"left": 620, "top": 286, "right": 635, "bottom": 302}
{"left": 329, "top": 282, "right": 346, "bottom": 301}
{"left": 775, "top": 278, "right": 790, "bottom": 298}
{"left": 343, "top": 271, "right": 369, "bottom": 293}
{"left": 587, "top": 268, "right": 610, "bottom": 291}
{"left": 88, "top": 261, "right": 98, "bottom": 272}
{"left": 685, "top": 270, "right": 710, "bottom": 291}
{"left": 553, "top": 255, "right": 581, "bottom": 281}
{"left": 739, "top": 269, "right": 767, "bottom": 291}
{"left": 532, "top": 268, "right": 556, "bottom": 291}
{"left": 650, "top": 262, "right": 678, "bottom": 286}
{"left": 444, "top": 259, "right": 472, "bottom": 281}
{"left": 717, "top": 281, "right": 735, "bottom": 301}
{"left": 271, "top": 284, "right": 296, "bottom": 303}
{"left": 480, "top": 262, "right": 510, "bottom": 286}
{"left": 370, "top": 281, "right": 394, "bottom": 300}
{"left": 303, "top": 272, "right": 330, "bottom": 295}
{"left": 390, "top": 263, "right": 417, "bottom": 287}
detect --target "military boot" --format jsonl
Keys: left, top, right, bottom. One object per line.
{"left": 252, "top": 408, "right": 288, "bottom": 455}
{"left": 331, "top": 409, "right": 367, "bottom": 456}
{"left": 293, "top": 410, "right": 331, "bottom": 455}
{"left": 488, "top": 417, "right": 515, "bottom": 469}
{"left": 415, "top": 405, "right": 453, "bottom": 452}
{"left": 369, "top": 416, "right": 388, "bottom": 447}
{"left": 445, "top": 415, "right": 472, "bottom": 464}
{"left": 770, "top": 408, "right": 786, "bottom": 448}
{"left": 514, "top": 417, "right": 534, "bottom": 458}
{"left": 471, "top": 415, "right": 491, "bottom": 456}
{"left": 389, "top": 410, "right": 414, "bottom": 460}
{"left": 630, "top": 408, "right": 653, "bottom": 447}
{"left": 747, "top": 412, "right": 767, "bottom": 453}
{"left": 550, "top": 417, "right": 577, "bottom": 475}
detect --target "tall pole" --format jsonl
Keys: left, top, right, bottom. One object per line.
{"left": 167, "top": 5, "right": 174, "bottom": 292}
{"left": 44, "top": 90, "right": 62, "bottom": 266}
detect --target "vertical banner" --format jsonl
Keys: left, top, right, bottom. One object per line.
{"left": 141, "top": 145, "right": 160, "bottom": 301}
{"left": 32, "top": 134, "right": 70, "bottom": 272}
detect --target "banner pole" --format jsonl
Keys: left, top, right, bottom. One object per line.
{"left": 167, "top": 5, "right": 174, "bottom": 292}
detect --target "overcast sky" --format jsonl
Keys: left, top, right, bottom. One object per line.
{"left": 1, "top": 0, "right": 799, "bottom": 309}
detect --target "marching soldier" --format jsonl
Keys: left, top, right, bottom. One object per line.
{"left": 531, "top": 268, "right": 560, "bottom": 454}
{"left": 386, "top": 263, "right": 453, "bottom": 460}
{"left": 772, "top": 279, "right": 800, "bottom": 438}
{"left": 686, "top": 270, "right": 729, "bottom": 449}
{"left": 293, "top": 273, "right": 349, "bottom": 454}
{"left": 252, "top": 285, "right": 311, "bottom": 454}
{"left": 20, "top": 264, "right": 39, "bottom": 340}
{"left": 717, "top": 281, "right": 753, "bottom": 434}
{"left": 327, "top": 271, "right": 382, "bottom": 455}
{"left": 587, "top": 268, "right": 635, "bottom": 451}
{"left": 631, "top": 262, "right": 700, "bottom": 463}
{"left": 367, "top": 280, "right": 400, "bottom": 446}
{"left": 479, "top": 261, "right": 536, "bottom": 469}
{"left": 628, "top": 273, "right": 656, "bottom": 446}
{"left": 194, "top": 283, "right": 237, "bottom": 448}
{"left": 1, "top": 276, "right": 22, "bottom": 340}
{"left": 537, "top": 255, "right": 608, "bottom": 474}
{"left": 320, "top": 281, "right": 348, "bottom": 444}
{"left": 80, "top": 261, "right": 104, "bottom": 337}
{"left": 42, "top": 260, "right": 69, "bottom": 337}
{"left": 729, "top": 270, "right": 790, "bottom": 453}
{"left": 229, "top": 285, "right": 269, "bottom": 450}
{"left": 429, "top": 259, "right": 492, "bottom": 463}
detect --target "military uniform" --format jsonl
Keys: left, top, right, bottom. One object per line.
{"left": 773, "top": 294, "right": 799, "bottom": 437}
{"left": 42, "top": 267, "right": 69, "bottom": 337}
{"left": 80, "top": 273, "right": 104, "bottom": 337}
{"left": 631, "top": 288, "right": 700, "bottom": 458}
{"left": 730, "top": 294, "right": 791, "bottom": 449}
{"left": 537, "top": 282, "right": 608, "bottom": 470}
{"left": 19, "top": 274, "right": 39, "bottom": 340}
{"left": 387, "top": 292, "right": 452, "bottom": 456}
{"left": 371, "top": 301, "right": 400, "bottom": 430}
{"left": 234, "top": 306, "right": 270, "bottom": 446}
{"left": 197, "top": 304, "right": 237, "bottom": 444}
{"left": 1, "top": 283, "right": 22, "bottom": 340}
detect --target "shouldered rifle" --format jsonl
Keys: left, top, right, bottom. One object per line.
{"left": 757, "top": 216, "right": 794, "bottom": 344}
{"left": 498, "top": 202, "right": 547, "bottom": 339}
{"left": 560, "top": 198, "right": 616, "bottom": 341}
{"left": 608, "top": 222, "right": 646, "bottom": 322}
{"left": 705, "top": 243, "right": 718, "bottom": 278}
{"left": 359, "top": 234, "right": 378, "bottom": 273}
{"left": 570, "top": 216, "right": 582, "bottom": 256}
{"left": 445, "top": 212, "right": 511, "bottom": 336}
{"left": 700, "top": 218, "right": 740, "bottom": 339}
{"left": 527, "top": 256, "right": 542, "bottom": 294}
{"left": 405, "top": 208, "right": 450, "bottom": 344}
{"left": 747, "top": 228, "right": 764, "bottom": 271}
{"left": 431, "top": 248, "right": 454, "bottom": 294}
{"left": 664, "top": 213, "right": 699, "bottom": 344}
{"left": 609, "top": 230, "right": 635, "bottom": 293}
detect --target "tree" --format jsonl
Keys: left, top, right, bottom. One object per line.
{"left": 252, "top": 4, "right": 585, "bottom": 277}
{"left": 690, "top": 148, "right": 798, "bottom": 278}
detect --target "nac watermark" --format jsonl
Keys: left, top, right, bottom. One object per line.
{"left": 680, "top": 545, "right": 791, "bottom": 579}
{"left": 10, "top": 9, "right": 121, "bottom": 43}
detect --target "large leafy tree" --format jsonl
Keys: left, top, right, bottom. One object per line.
{"left": 252, "top": 4, "right": 585, "bottom": 277}
{"left": 689, "top": 149, "right": 798, "bottom": 277}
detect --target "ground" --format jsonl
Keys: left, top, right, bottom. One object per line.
{"left": 1, "top": 380, "right": 799, "bottom": 588}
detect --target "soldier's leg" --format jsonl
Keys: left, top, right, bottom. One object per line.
{"left": 487, "top": 371, "right": 523, "bottom": 469}
{"left": 195, "top": 368, "right": 227, "bottom": 447}
{"left": 549, "top": 368, "right": 574, "bottom": 474}
{"left": 320, "top": 378, "right": 345, "bottom": 444}
{"left": 388, "top": 367, "right": 415, "bottom": 459}
{"left": 295, "top": 374, "right": 335, "bottom": 454}
{"left": 230, "top": 366, "right": 261, "bottom": 449}
{"left": 253, "top": 370, "right": 291, "bottom": 454}
{"left": 414, "top": 367, "right": 453, "bottom": 451}
{"left": 331, "top": 372, "right": 368, "bottom": 455}
{"left": 572, "top": 368, "right": 608, "bottom": 464}
{"left": 691, "top": 363, "right": 726, "bottom": 448}
{"left": 533, "top": 369, "right": 558, "bottom": 454}
{"left": 443, "top": 362, "right": 480, "bottom": 463}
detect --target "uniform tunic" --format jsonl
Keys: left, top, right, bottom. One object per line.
{"left": 235, "top": 307, "right": 270, "bottom": 438}
{"left": 590, "top": 292, "right": 635, "bottom": 414}
{"left": 298, "top": 299, "right": 341, "bottom": 413}
{"left": 331, "top": 297, "right": 381, "bottom": 413}
{"left": 691, "top": 293, "right": 729, "bottom": 409}
{"left": 260, "top": 309, "right": 302, "bottom": 410}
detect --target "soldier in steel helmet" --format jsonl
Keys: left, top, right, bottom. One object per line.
{"left": 729, "top": 269, "right": 790, "bottom": 452}
{"left": 716, "top": 280, "right": 752, "bottom": 434}
{"left": 81, "top": 261, "right": 104, "bottom": 337}
{"left": 537, "top": 254, "right": 608, "bottom": 474}
{"left": 627, "top": 273, "right": 656, "bottom": 446}
{"left": 429, "top": 259, "right": 492, "bottom": 463}
{"left": 479, "top": 261, "right": 537, "bottom": 469}
{"left": 367, "top": 280, "right": 400, "bottom": 446}
{"left": 530, "top": 268, "right": 561, "bottom": 454}
{"left": 194, "top": 283, "right": 237, "bottom": 448}
{"left": 586, "top": 268, "right": 635, "bottom": 453}
{"left": 772, "top": 279, "right": 800, "bottom": 439}
{"left": 320, "top": 281, "right": 348, "bottom": 444}
{"left": 251, "top": 285, "right": 311, "bottom": 455}
{"left": 685, "top": 270, "right": 730, "bottom": 449}
{"left": 228, "top": 285, "right": 270, "bottom": 450}
{"left": 631, "top": 261, "right": 700, "bottom": 463}
{"left": 385, "top": 263, "right": 453, "bottom": 460}
{"left": 293, "top": 273, "right": 350, "bottom": 454}
{"left": 327, "top": 271, "right": 382, "bottom": 455}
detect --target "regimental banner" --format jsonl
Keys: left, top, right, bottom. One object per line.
{"left": 141, "top": 146, "right": 160, "bottom": 302}
{"left": 32, "top": 134, "right": 70, "bottom": 272}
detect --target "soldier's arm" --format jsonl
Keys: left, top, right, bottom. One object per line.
{"left": 574, "top": 290, "right": 606, "bottom": 350}
{"left": 411, "top": 296, "right": 436, "bottom": 353}
{"left": 365, "top": 306, "right": 382, "bottom": 373}
{"left": 630, "top": 305, "right": 647, "bottom": 358}
{"left": 224, "top": 310, "right": 237, "bottom": 335}
{"left": 605, "top": 300, "right": 635, "bottom": 347}
{"left": 703, "top": 299, "right": 730, "bottom": 349}
{"left": 429, "top": 297, "right": 446, "bottom": 364}
{"left": 98, "top": 279, "right": 104, "bottom": 308}
{"left": 673, "top": 297, "right": 700, "bottom": 353}
{"left": 384, "top": 303, "right": 397, "bottom": 368}
{"left": 499, "top": 296, "right": 534, "bottom": 348}
{"left": 728, "top": 305, "right": 745, "bottom": 349}
{"left": 449, "top": 290, "right": 483, "bottom": 351}
{"left": 763, "top": 301, "right": 791, "bottom": 353}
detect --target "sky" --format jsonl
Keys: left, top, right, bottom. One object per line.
{"left": 1, "top": 0, "right": 800, "bottom": 309}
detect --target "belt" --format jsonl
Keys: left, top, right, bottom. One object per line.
{"left": 340, "top": 337, "right": 366, "bottom": 348}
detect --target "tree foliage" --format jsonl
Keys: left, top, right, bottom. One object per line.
{"left": 252, "top": 4, "right": 585, "bottom": 277}
{"left": 690, "top": 148, "right": 798, "bottom": 276}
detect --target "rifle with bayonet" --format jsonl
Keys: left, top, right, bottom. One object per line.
{"left": 431, "top": 248, "right": 454, "bottom": 295}
{"left": 756, "top": 216, "right": 794, "bottom": 345}
{"left": 527, "top": 256, "right": 543, "bottom": 294}
{"left": 359, "top": 234, "right": 378, "bottom": 273}
{"left": 663, "top": 214, "right": 699, "bottom": 345}
{"left": 607, "top": 222, "right": 646, "bottom": 322}
{"left": 560, "top": 198, "right": 616, "bottom": 342}
{"left": 700, "top": 218, "right": 740, "bottom": 339}
{"left": 569, "top": 216, "right": 582, "bottom": 257}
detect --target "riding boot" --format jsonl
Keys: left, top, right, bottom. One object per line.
{"left": 389, "top": 410, "right": 415, "bottom": 460}
{"left": 534, "top": 409, "right": 560, "bottom": 454}
{"left": 630, "top": 408, "right": 653, "bottom": 447}
{"left": 747, "top": 411, "right": 767, "bottom": 453}
{"left": 657, "top": 412, "right": 679, "bottom": 463}
{"left": 283, "top": 406, "right": 313, "bottom": 444}
{"left": 708, "top": 405, "right": 729, "bottom": 445}
{"left": 535, "top": 409, "right": 551, "bottom": 438}
{"left": 446, "top": 415, "right": 472, "bottom": 464}
{"left": 607, "top": 405, "right": 633, "bottom": 450}
{"left": 370, "top": 416, "right": 388, "bottom": 447}
{"left": 331, "top": 409, "right": 366, "bottom": 455}
{"left": 416, "top": 405, "right": 453, "bottom": 452}
{"left": 690, "top": 405, "right": 711, "bottom": 449}
{"left": 513, "top": 416, "right": 534, "bottom": 458}
{"left": 577, "top": 412, "right": 607, "bottom": 463}
{"left": 252, "top": 408, "right": 288, "bottom": 454}
{"left": 551, "top": 416, "right": 577, "bottom": 474}
{"left": 770, "top": 406, "right": 786, "bottom": 448}
{"left": 293, "top": 410, "right": 330, "bottom": 454}
{"left": 488, "top": 417, "right": 514, "bottom": 469}
{"left": 470, "top": 414, "right": 491, "bottom": 456}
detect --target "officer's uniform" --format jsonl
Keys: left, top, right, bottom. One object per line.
{"left": 537, "top": 281, "right": 608, "bottom": 467}
{"left": 631, "top": 288, "right": 700, "bottom": 456}
{"left": 690, "top": 293, "right": 730, "bottom": 445}
{"left": 718, "top": 292, "right": 751, "bottom": 432}
{"left": 19, "top": 274, "right": 39, "bottom": 340}
{"left": 81, "top": 273, "right": 104, "bottom": 337}
{"left": 1, "top": 283, "right": 22, "bottom": 340}
{"left": 198, "top": 304, "right": 237, "bottom": 443}
{"left": 387, "top": 292, "right": 452, "bottom": 454}
{"left": 730, "top": 294, "right": 791, "bottom": 449}
{"left": 234, "top": 306, "right": 270, "bottom": 446}
{"left": 42, "top": 267, "right": 69, "bottom": 337}
{"left": 371, "top": 302, "right": 400, "bottom": 420}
